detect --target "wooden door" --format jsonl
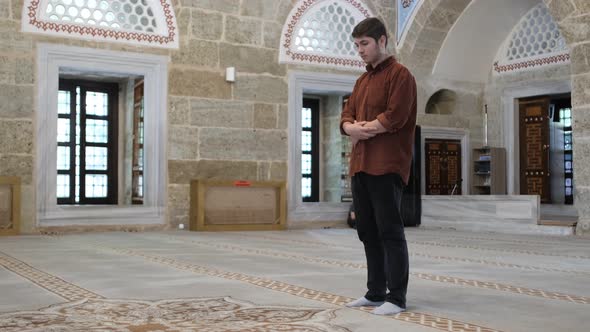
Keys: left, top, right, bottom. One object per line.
{"left": 519, "top": 97, "right": 551, "bottom": 203}
{"left": 425, "top": 139, "right": 462, "bottom": 195}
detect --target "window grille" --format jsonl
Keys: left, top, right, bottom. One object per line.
{"left": 22, "top": 0, "right": 179, "bottom": 48}
{"left": 301, "top": 98, "right": 319, "bottom": 202}
{"left": 494, "top": 3, "right": 569, "bottom": 74}
{"left": 57, "top": 79, "right": 118, "bottom": 205}
{"left": 279, "top": 0, "right": 373, "bottom": 69}
{"left": 559, "top": 106, "right": 573, "bottom": 204}
{"left": 505, "top": 4, "right": 566, "bottom": 61}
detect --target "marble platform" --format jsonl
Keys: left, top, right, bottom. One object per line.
{"left": 419, "top": 195, "right": 573, "bottom": 235}
{"left": 287, "top": 195, "right": 575, "bottom": 236}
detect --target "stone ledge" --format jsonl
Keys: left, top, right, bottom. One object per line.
{"left": 422, "top": 195, "right": 540, "bottom": 224}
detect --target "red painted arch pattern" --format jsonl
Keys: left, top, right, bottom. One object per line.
{"left": 494, "top": 53, "right": 570, "bottom": 73}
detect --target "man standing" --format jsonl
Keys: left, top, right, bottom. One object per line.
{"left": 340, "top": 17, "right": 417, "bottom": 315}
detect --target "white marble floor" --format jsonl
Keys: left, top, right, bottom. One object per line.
{"left": 0, "top": 227, "right": 588, "bottom": 331}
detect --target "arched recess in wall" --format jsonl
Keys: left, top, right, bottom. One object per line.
{"left": 278, "top": 0, "right": 374, "bottom": 70}
{"left": 425, "top": 89, "right": 457, "bottom": 115}
{"left": 21, "top": 0, "right": 179, "bottom": 49}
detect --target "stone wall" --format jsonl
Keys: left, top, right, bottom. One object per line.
{"left": 1, "top": 1, "right": 36, "bottom": 234}
{"left": 0, "top": 0, "right": 397, "bottom": 232}
{"left": 1, "top": 0, "right": 171, "bottom": 233}
{"left": 415, "top": 75, "right": 484, "bottom": 146}
{"left": 484, "top": 63, "right": 572, "bottom": 147}
{"left": 484, "top": 63, "right": 572, "bottom": 197}
{"left": 399, "top": 0, "right": 590, "bottom": 235}
{"left": 14, "top": 0, "right": 587, "bottom": 234}
{"left": 546, "top": 0, "right": 590, "bottom": 235}
{"left": 165, "top": 0, "right": 394, "bottom": 229}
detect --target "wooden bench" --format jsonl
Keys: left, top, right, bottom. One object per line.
{"left": 0, "top": 177, "right": 20, "bottom": 236}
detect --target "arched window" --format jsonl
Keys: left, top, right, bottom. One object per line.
{"left": 21, "top": 0, "right": 178, "bottom": 49}
{"left": 279, "top": 0, "right": 374, "bottom": 70}
{"left": 493, "top": 3, "right": 569, "bottom": 74}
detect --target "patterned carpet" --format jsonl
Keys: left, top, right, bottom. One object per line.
{"left": 0, "top": 297, "right": 349, "bottom": 332}
{"left": 1, "top": 229, "right": 588, "bottom": 331}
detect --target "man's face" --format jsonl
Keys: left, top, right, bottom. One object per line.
{"left": 353, "top": 35, "right": 385, "bottom": 65}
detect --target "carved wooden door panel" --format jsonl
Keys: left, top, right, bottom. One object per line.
{"left": 519, "top": 97, "right": 551, "bottom": 203}
{"left": 425, "top": 141, "right": 442, "bottom": 195}
{"left": 425, "top": 139, "right": 461, "bottom": 195}
{"left": 446, "top": 141, "right": 461, "bottom": 195}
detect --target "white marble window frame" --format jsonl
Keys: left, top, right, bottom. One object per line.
{"left": 287, "top": 71, "right": 357, "bottom": 225}
{"left": 36, "top": 44, "right": 169, "bottom": 226}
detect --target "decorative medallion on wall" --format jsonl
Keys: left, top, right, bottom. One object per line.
{"left": 396, "top": 0, "right": 421, "bottom": 46}
{"left": 21, "top": 0, "right": 179, "bottom": 49}
{"left": 493, "top": 3, "right": 569, "bottom": 74}
{"left": 279, "top": 0, "right": 373, "bottom": 70}
{"left": 0, "top": 297, "right": 350, "bottom": 332}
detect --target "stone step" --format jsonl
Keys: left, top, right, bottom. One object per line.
{"left": 538, "top": 219, "right": 577, "bottom": 227}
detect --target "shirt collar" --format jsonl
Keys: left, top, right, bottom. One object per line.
{"left": 366, "top": 56, "right": 395, "bottom": 73}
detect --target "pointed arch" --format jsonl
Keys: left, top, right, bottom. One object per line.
{"left": 21, "top": 0, "right": 179, "bottom": 49}
{"left": 279, "top": 0, "right": 374, "bottom": 70}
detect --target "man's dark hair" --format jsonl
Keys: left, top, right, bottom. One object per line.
{"left": 352, "top": 17, "right": 388, "bottom": 46}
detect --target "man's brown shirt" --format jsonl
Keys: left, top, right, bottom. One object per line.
{"left": 340, "top": 56, "right": 417, "bottom": 184}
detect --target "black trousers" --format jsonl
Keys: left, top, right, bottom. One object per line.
{"left": 352, "top": 172, "right": 409, "bottom": 308}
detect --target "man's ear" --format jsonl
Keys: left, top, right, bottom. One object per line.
{"left": 379, "top": 35, "right": 387, "bottom": 49}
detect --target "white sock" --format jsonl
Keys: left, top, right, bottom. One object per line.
{"left": 345, "top": 296, "right": 385, "bottom": 307}
{"left": 371, "top": 302, "right": 406, "bottom": 315}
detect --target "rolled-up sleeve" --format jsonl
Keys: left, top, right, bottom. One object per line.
{"left": 376, "top": 69, "right": 416, "bottom": 133}
{"left": 340, "top": 81, "right": 360, "bottom": 136}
